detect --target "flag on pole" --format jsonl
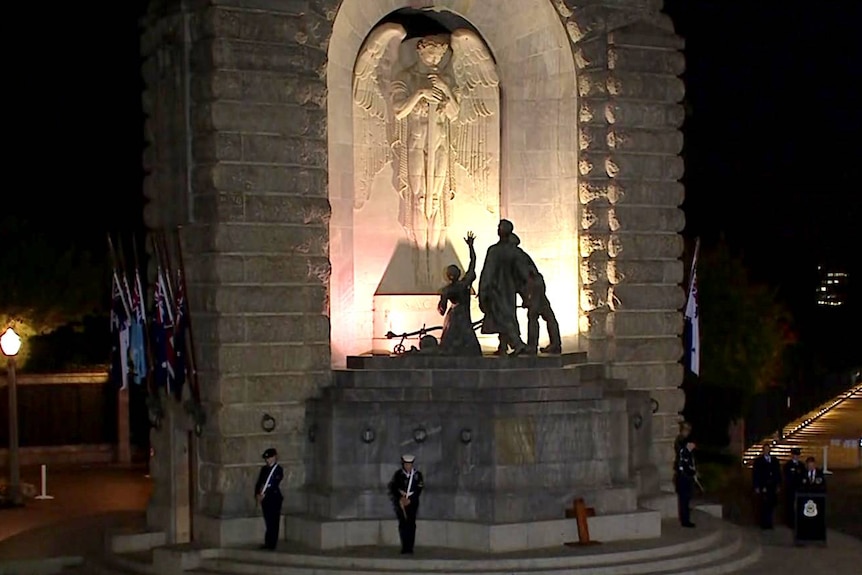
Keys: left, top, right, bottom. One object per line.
{"left": 684, "top": 239, "right": 701, "bottom": 376}
{"left": 130, "top": 269, "right": 148, "bottom": 384}
{"left": 172, "top": 268, "right": 188, "bottom": 399}
{"left": 152, "top": 265, "right": 175, "bottom": 392}
{"left": 110, "top": 272, "right": 131, "bottom": 390}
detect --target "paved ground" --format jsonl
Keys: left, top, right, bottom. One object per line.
{"left": 735, "top": 526, "right": 862, "bottom": 575}
{"left": 0, "top": 464, "right": 151, "bottom": 561}
{"left": 0, "top": 462, "right": 859, "bottom": 574}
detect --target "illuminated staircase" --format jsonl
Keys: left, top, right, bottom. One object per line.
{"left": 742, "top": 383, "right": 862, "bottom": 467}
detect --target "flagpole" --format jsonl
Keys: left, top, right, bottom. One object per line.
{"left": 107, "top": 234, "right": 132, "bottom": 317}
{"left": 133, "top": 237, "right": 157, "bottom": 399}
{"left": 687, "top": 237, "right": 700, "bottom": 297}
{"left": 156, "top": 231, "right": 177, "bottom": 310}
{"left": 174, "top": 226, "right": 201, "bottom": 405}
{"left": 107, "top": 234, "right": 132, "bottom": 392}
{"left": 151, "top": 234, "right": 175, "bottom": 398}
{"left": 108, "top": 233, "right": 134, "bottom": 465}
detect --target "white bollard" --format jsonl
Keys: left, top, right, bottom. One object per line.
{"left": 34, "top": 464, "right": 54, "bottom": 500}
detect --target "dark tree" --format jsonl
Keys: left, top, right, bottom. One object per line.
{"left": 682, "top": 240, "right": 797, "bottom": 448}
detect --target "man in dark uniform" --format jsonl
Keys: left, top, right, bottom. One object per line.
{"left": 752, "top": 443, "right": 781, "bottom": 529}
{"left": 799, "top": 456, "right": 826, "bottom": 493}
{"left": 675, "top": 439, "right": 697, "bottom": 527}
{"left": 783, "top": 447, "right": 805, "bottom": 527}
{"left": 388, "top": 454, "right": 424, "bottom": 554}
{"left": 673, "top": 421, "right": 693, "bottom": 471}
{"left": 254, "top": 447, "right": 284, "bottom": 550}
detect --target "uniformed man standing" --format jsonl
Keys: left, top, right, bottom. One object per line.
{"left": 783, "top": 447, "right": 805, "bottom": 527}
{"left": 673, "top": 421, "right": 693, "bottom": 471}
{"left": 752, "top": 443, "right": 781, "bottom": 529}
{"left": 388, "top": 454, "right": 424, "bottom": 554}
{"left": 254, "top": 448, "right": 284, "bottom": 550}
{"left": 675, "top": 440, "right": 697, "bottom": 528}
{"left": 799, "top": 456, "right": 826, "bottom": 492}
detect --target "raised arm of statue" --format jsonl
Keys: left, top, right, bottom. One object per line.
{"left": 464, "top": 231, "right": 477, "bottom": 284}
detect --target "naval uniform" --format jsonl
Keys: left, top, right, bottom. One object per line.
{"left": 388, "top": 465, "right": 424, "bottom": 553}
{"left": 254, "top": 460, "right": 284, "bottom": 549}
{"left": 675, "top": 445, "right": 697, "bottom": 527}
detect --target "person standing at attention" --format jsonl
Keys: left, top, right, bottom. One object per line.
{"left": 783, "top": 447, "right": 805, "bottom": 527}
{"left": 388, "top": 454, "right": 425, "bottom": 554}
{"left": 673, "top": 421, "right": 693, "bottom": 471}
{"left": 752, "top": 443, "right": 781, "bottom": 529}
{"left": 254, "top": 447, "right": 284, "bottom": 550}
{"left": 675, "top": 439, "right": 698, "bottom": 528}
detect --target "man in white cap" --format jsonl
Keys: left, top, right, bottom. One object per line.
{"left": 387, "top": 454, "right": 425, "bottom": 554}
{"left": 254, "top": 447, "right": 284, "bottom": 550}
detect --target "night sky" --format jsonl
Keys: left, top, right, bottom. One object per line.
{"left": 7, "top": 1, "right": 861, "bottom": 359}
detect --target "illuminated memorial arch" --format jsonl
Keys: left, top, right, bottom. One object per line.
{"left": 138, "top": 0, "right": 687, "bottom": 551}
{"left": 328, "top": 0, "right": 580, "bottom": 363}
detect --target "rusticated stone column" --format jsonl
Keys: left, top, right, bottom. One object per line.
{"left": 555, "top": 0, "right": 687, "bottom": 486}
{"left": 141, "top": 0, "right": 336, "bottom": 545}
{"left": 603, "top": 16, "right": 686, "bottom": 484}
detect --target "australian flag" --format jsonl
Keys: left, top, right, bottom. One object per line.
{"left": 172, "top": 268, "right": 188, "bottom": 399}
{"left": 110, "top": 272, "right": 131, "bottom": 390}
{"left": 684, "top": 240, "right": 701, "bottom": 376}
{"left": 152, "top": 266, "right": 175, "bottom": 393}
{"left": 129, "top": 271, "right": 148, "bottom": 385}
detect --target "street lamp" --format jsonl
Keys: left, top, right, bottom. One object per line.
{"left": 1, "top": 327, "right": 22, "bottom": 507}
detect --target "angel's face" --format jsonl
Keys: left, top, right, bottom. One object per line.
{"left": 416, "top": 38, "right": 449, "bottom": 67}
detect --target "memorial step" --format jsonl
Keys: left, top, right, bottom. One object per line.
{"left": 192, "top": 526, "right": 756, "bottom": 575}
{"left": 97, "top": 514, "right": 762, "bottom": 575}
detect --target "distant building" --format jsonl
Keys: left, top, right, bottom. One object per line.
{"left": 816, "top": 266, "right": 849, "bottom": 307}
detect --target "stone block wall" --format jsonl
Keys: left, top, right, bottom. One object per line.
{"left": 141, "top": 0, "right": 336, "bottom": 543}
{"left": 558, "top": 0, "right": 686, "bottom": 484}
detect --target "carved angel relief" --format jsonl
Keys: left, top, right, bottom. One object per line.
{"left": 352, "top": 23, "right": 499, "bottom": 255}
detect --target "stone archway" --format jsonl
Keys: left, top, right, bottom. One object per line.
{"left": 327, "top": 0, "right": 580, "bottom": 365}
{"left": 138, "top": 0, "right": 686, "bottom": 547}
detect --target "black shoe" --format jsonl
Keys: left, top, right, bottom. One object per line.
{"left": 540, "top": 345, "right": 562, "bottom": 354}
{"left": 682, "top": 522, "right": 696, "bottom": 528}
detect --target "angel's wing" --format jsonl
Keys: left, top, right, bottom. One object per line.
{"left": 353, "top": 23, "right": 406, "bottom": 210}
{"left": 449, "top": 29, "right": 500, "bottom": 213}
{"left": 450, "top": 29, "right": 499, "bottom": 124}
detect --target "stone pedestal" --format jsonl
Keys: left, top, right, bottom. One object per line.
{"left": 299, "top": 353, "right": 657, "bottom": 549}
{"left": 146, "top": 401, "right": 192, "bottom": 545}
{"left": 116, "top": 388, "right": 131, "bottom": 466}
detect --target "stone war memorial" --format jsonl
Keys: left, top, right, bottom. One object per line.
{"left": 136, "top": 0, "right": 688, "bottom": 560}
